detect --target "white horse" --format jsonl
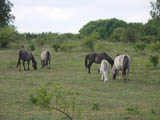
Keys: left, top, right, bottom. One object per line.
{"left": 99, "top": 60, "right": 109, "bottom": 83}
{"left": 41, "top": 50, "right": 51, "bottom": 69}
{"left": 112, "top": 54, "right": 131, "bottom": 82}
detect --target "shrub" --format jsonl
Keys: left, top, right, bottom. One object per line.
{"left": 30, "top": 87, "right": 52, "bottom": 107}
{"left": 0, "top": 26, "right": 17, "bottom": 48}
{"left": 150, "top": 55, "right": 159, "bottom": 68}
{"left": 133, "top": 42, "right": 146, "bottom": 51}
{"left": 91, "top": 103, "right": 100, "bottom": 111}
{"left": 30, "top": 84, "right": 82, "bottom": 120}
{"left": 149, "top": 42, "right": 160, "bottom": 52}
{"left": 52, "top": 43, "right": 61, "bottom": 52}
{"left": 82, "top": 39, "right": 95, "bottom": 51}
{"left": 60, "top": 43, "right": 73, "bottom": 52}
{"left": 30, "top": 43, "right": 35, "bottom": 51}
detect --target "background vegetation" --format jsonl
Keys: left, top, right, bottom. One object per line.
{"left": 0, "top": 0, "right": 160, "bottom": 120}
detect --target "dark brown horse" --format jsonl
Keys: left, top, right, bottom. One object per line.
{"left": 85, "top": 52, "right": 114, "bottom": 74}
{"left": 16, "top": 49, "right": 37, "bottom": 71}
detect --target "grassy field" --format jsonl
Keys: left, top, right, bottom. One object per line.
{"left": 0, "top": 42, "right": 160, "bottom": 120}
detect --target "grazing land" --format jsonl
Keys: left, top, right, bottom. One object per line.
{"left": 0, "top": 42, "right": 160, "bottom": 120}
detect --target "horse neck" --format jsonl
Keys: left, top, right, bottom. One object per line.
{"left": 104, "top": 54, "right": 114, "bottom": 65}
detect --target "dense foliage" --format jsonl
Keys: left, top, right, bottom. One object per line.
{"left": 0, "top": 0, "right": 15, "bottom": 27}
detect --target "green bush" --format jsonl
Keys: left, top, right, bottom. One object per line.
{"left": 148, "top": 42, "right": 160, "bottom": 52}
{"left": 30, "top": 87, "right": 52, "bottom": 107}
{"left": 60, "top": 43, "right": 73, "bottom": 52}
{"left": 30, "top": 84, "right": 82, "bottom": 120}
{"left": 91, "top": 103, "right": 100, "bottom": 111}
{"left": 52, "top": 43, "right": 61, "bottom": 52}
{"left": 150, "top": 55, "right": 159, "bottom": 68}
{"left": 133, "top": 42, "right": 146, "bottom": 51}
{"left": 30, "top": 43, "right": 35, "bottom": 51}
{"left": 0, "top": 26, "right": 17, "bottom": 48}
{"left": 81, "top": 38, "right": 95, "bottom": 51}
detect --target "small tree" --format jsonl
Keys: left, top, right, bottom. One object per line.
{"left": 30, "top": 84, "right": 82, "bottom": 120}
{"left": 0, "top": 26, "right": 16, "bottom": 48}
{"left": 150, "top": 55, "right": 159, "bottom": 68}
{"left": 133, "top": 42, "right": 146, "bottom": 52}
{"left": 150, "top": 0, "right": 160, "bottom": 20}
{"left": 52, "top": 42, "right": 61, "bottom": 52}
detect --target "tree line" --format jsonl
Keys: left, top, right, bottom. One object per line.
{"left": 0, "top": 0, "right": 160, "bottom": 48}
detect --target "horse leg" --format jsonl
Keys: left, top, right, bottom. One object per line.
{"left": 104, "top": 71, "right": 109, "bottom": 83}
{"left": 122, "top": 69, "right": 127, "bottom": 82}
{"left": 41, "top": 60, "right": 44, "bottom": 68}
{"left": 27, "top": 61, "right": 30, "bottom": 71}
{"left": 48, "top": 59, "right": 51, "bottom": 69}
{"left": 23, "top": 61, "right": 26, "bottom": 71}
{"left": 101, "top": 71, "right": 104, "bottom": 80}
{"left": 88, "top": 62, "right": 93, "bottom": 74}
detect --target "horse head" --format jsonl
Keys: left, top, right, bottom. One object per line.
{"left": 32, "top": 60, "right": 37, "bottom": 70}
{"left": 112, "top": 65, "right": 117, "bottom": 80}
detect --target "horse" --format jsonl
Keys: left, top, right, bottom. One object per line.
{"left": 112, "top": 54, "right": 130, "bottom": 82}
{"left": 16, "top": 49, "right": 37, "bottom": 71}
{"left": 85, "top": 52, "right": 114, "bottom": 74}
{"left": 98, "top": 60, "right": 109, "bottom": 83}
{"left": 41, "top": 50, "right": 51, "bottom": 69}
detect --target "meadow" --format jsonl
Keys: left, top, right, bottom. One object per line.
{"left": 0, "top": 41, "right": 160, "bottom": 120}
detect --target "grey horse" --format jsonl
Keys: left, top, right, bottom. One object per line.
{"left": 41, "top": 50, "right": 51, "bottom": 69}
{"left": 16, "top": 49, "right": 37, "bottom": 71}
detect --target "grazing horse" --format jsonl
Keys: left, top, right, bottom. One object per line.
{"left": 16, "top": 49, "right": 37, "bottom": 71}
{"left": 85, "top": 52, "right": 114, "bottom": 74}
{"left": 112, "top": 54, "right": 130, "bottom": 82}
{"left": 41, "top": 50, "right": 51, "bottom": 69}
{"left": 99, "top": 60, "right": 109, "bottom": 83}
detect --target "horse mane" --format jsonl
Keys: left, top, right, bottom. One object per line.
{"left": 102, "top": 52, "right": 114, "bottom": 65}
{"left": 31, "top": 55, "right": 36, "bottom": 63}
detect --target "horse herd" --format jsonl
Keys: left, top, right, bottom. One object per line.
{"left": 16, "top": 49, "right": 131, "bottom": 83}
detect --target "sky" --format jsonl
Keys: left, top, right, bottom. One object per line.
{"left": 11, "top": 0, "right": 155, "bottom": 33}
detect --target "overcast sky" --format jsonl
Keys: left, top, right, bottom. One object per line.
{"left": 11, "top": 0, "right": 155, "bottom": 33}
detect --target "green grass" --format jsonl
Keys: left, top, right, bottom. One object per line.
{"left": 0, "top": 41, "right": 160, "bottom": 120}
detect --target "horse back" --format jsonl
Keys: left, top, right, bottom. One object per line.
{"left": 18, "top": 49, "right": 32, "bottom": 61}
{"left": 122, "top": 55, "right": 130, "bottom": 70}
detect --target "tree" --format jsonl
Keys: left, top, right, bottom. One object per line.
{"left": 0, "top": 26, "right": 16, "bottom": 48}
{"left": 150, "top": 0, "right": 160, "bottom": 20}
{"left": 79, "top": 18, "right": 127, "bottom": 39}
{"left": 0, "top": 0, "right": 15, "bottom": 27}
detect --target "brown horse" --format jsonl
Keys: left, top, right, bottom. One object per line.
{"left": 16, "top": 49, "right": 37, "bottom": 71}
{"left": 85, "top": 52, "right": 114, "bottom": 74}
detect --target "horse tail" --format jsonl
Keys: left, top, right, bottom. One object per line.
{"left": 85, "top": 55, "right": 89, "bottom": 68}
{"left": 16, "top": 50, "right": 21, "bottom": 68}
{"left": 46, "top": 51, "right": 50, "bottom": 65}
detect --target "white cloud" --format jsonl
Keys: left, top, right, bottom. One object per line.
{"left": 11, "top": 0, "right": 153, "bottom": 33}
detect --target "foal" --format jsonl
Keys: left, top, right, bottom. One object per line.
{"left": 41, "top": 50, "right": 51, "bottom": 69}
{"left": 99, "top": 60, "right": 109, "bottom": 83}
{"left": 112, "top": 54, "right": 130, "bottom": 82}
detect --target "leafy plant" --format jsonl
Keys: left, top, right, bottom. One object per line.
{"left": 149, "top": 42, "right": 160, "bottom": 52}
{"left": 30, "top": 84, "right": 82, "bottom": 120}
{"left": 60, "top": 43, "right": 73, "bottom": 52}
{"left": 125, "top": 106, "right": 140, "bottom": 115}
{"left": 0, "top": 26, "right": 16, "bottom": 48}
{"left": 150, "top": 55, "right": 159, "bottom": 68}
{"left": 91, "top": 103, "right": 100, "bottom": 111}
{"left": 133, "top": 42, "right": 146, "bottom": 51}
{"left": 82, "top": 38, "right": 95, "bottom": 51}
{"left": 30, "top": 43, "right": 35, "bottom": 51}
{"left": 52, "top": 43, "right": 61, "bottom": 52}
